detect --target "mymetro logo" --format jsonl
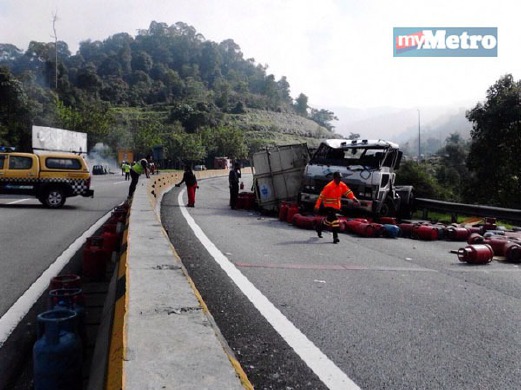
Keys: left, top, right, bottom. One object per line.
{"left": 394, "top": 27, "right": 498, "bottom": 57}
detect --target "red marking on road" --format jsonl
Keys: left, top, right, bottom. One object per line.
{"left": 234, "top": 262, "right": 432, "bottom": 272}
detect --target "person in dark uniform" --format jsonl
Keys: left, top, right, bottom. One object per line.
{"left": 176, "top": 165, "right": 198, "bottom": 207}
{"left": 228, "top": 162, "right": 242, "bottom": 209}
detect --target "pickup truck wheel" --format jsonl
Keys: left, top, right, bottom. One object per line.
{"left": 41, "top": 188, "right": 66, "bottom": 208}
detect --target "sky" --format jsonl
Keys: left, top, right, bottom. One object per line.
{"left": 1, "top": 0, "right": 519, "bottom": 113}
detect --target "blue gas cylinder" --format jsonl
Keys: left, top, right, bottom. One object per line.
{"left": 48, "top": 288, "right": 87, "bottom": 346}
{"left": 33, "top": 309, "right": 83, "bottom": 390}
{"left": 382, "top": 224, "right": 401, "bottom": 238}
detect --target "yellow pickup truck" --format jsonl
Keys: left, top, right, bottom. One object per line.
{"left": 0, "top": 151, "right": 94, "bottom": 208}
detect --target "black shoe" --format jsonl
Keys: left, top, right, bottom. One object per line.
{"left": 333, "top": 238, "right": 340, "bottom": 244}
{"left": 315, "top": 225, "right": 323, "bottom": 238}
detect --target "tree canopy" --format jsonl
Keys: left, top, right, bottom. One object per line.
{"left": 0, "top": 21, "right": 337, "bottom": 162}
{"left": 465, "top": 74, "right": 521, "bottom": 208}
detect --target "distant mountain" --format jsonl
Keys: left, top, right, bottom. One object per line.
{"left": 330, "top": 103, "right": 476, "bottom": 148}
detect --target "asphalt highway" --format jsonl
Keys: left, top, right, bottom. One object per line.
{"left": 162, "top": 174, "right": 521, "bottom": 390}
{"left": 0, "top": 173, "right": 127, "bottom": 319}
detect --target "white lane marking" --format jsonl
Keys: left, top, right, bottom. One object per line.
{"left": 0, "top": 210, "right": 113, "bottom": 347}
{"left": 8, "top": 198, "right": 31, "bottom": 204}
{"left": 177, "top": 190, "right": 360, "bottom": 390}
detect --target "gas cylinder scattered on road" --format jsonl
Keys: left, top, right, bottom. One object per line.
{"left": 457, "top": 244, "right": 494, "bottom": 264}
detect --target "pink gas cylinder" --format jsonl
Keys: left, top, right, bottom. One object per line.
{"left": 457, "top": 244, "right": 494, "bottom": 264}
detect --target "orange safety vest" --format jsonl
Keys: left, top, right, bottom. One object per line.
{"left": 315, "top": 180, "right": 355, "bottom": 210}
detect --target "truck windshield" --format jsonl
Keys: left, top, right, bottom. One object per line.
{"left": 310, "top": 144, "right": 389, "bottom": 169}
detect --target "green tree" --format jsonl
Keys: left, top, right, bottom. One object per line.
{"left": 0, "top": 67, "right": 36, "bottom": 150}
{"left": 465, "top": 74, "right": 521, "bottom": 208}
{"left": 310, "top": 108, "right": 337, "bottom": 131}
{"left": 201, "top": 126, "right": 247, "bottom": 161}
{"left": 434, "top": 133, "right": 469, "bottom": 201}
{"left": 294, "top": 93, "right": 308, "bottom": 117}
{"left": 395, "top": 160, "right": 446, "bottom": 200}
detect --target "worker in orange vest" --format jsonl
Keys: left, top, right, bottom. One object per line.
{"left": 314, "top": 171, "right": 359, "bottom": 243}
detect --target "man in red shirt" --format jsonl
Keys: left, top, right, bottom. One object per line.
{"left": 314, "top": 171, "right": 359, "bottom": 243}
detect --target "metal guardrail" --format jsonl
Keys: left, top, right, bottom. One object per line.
{"left": 414, "top": 198, "right": 521, "bottom": 225}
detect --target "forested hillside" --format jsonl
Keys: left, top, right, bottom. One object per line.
{"left": 0, "top": 21, "right": 338, "bottom": 165}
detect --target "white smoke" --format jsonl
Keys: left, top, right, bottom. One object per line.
{"left": 86, "top": 143, "right": 119, "bottom": 174}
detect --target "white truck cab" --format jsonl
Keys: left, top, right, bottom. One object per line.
{"left": 299, "top": 139, "right": 414, "bottom": 218}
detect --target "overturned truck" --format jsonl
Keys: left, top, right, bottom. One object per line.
{"left": 253, "top": 139, "right": 414, "bottom": 219}
{"left": 299, "top": 139, "right": 414, "bottom": 219}
{"left": 252, "top": 144, "right": 310, "bottom": 212}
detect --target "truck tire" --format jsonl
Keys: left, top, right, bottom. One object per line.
{"left": 40, "top": 187, "right": 66, "bottom": 208}
{"left": 398, "top": 192, "right": 415, "bottom": 220}
{"left": 379, "top": 198, "right": 396, "bottom": 218}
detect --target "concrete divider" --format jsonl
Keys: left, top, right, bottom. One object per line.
{"left": 104, "top": 169, "right": 252, "bottom": 389}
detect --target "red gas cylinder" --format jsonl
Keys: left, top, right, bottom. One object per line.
{"left": 242, "top": 192, "right": 256, "bottom": 210}
{"left": 484, "top": 236, "right": 509, "bottom": 256}
{"left": 467, "top": 232, "right": 484, "bottom": 245}
{"left": 412, "top": 224, "right": 439, "bottom": 241}
{"left": 352, "top": 222, "right": 381, "bottom": 237}
{"left": 101, "top": 223, "right": 119, "bottom": 253}
{"left": 446, "top": 227, "right": 470, "bottom": 241}
{"left": 82, "top": 236, "right": 110, "bottom": 281}
{"left": 108, "top": 209, "right": 128, "bottom": 225}
{"left": 278, "top": 202, "right": 289, "bottom": 221}
{"left": 432, "top": 224, "right": 447, "bottom": 240}
{"left": 467, "top": 226, "right": 483, "bottom": 235}
{"left": 292, "top": 213, "right": 316, "bottom": 230}
{"left": 504, "top": 241, "right": 521, "bottom": 263}
{"left": 50, "top": 274, "right": 82, "bottom": 290}
{"left": 344, "top": 219, "right": 365, "bottom": 234}
{"left": 337, "top": 216, "right": 349, "bottom": 232}
{"left": 457, "top": 244, "right": 494, "bottom": 264}
{"left": 286, "top": 203, "right": 299, "bottom": 224}
{"left": 235, "top": 194, "right": 246, "bottom": 209}
{"left": 379, "top": 217, "right": 397, "bottom": 225}
{"left": 398, "top": 223, "right": 415, "bottom": 238}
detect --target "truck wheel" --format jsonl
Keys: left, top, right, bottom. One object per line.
{"left": 398, "top": 192, "right": 415, "bottom": 220}
{"left": 40, "top": 188, "right": 66, "bottom": 208}
{"left": 379, "top": 198, "right": 396, "bottom": 218}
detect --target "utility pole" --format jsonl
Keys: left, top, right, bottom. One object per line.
{"left": 417, "top": 108, "right": 421, "bottom": 161}
{"left": 51, "top": 12, "right": 58, "bottom": 90}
